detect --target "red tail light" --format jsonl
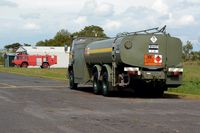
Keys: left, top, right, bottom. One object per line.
{"left": 168, "top": 68, "right": 183, "bottom": 77}
{"left": 171, "top": 72, "right": 181, "bottom": 77}
{"left": 128, "top": 71, "right": 138, "bottom": 76}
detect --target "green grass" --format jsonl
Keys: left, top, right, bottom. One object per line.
{"left": 168, "top": 62, "right": 200, "bottom": 95}
{"left": 0, "top": 66, "right": 67, "bottom": 80}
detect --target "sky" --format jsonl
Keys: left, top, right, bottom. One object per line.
{"left": 0, "top": 0, "right": 200, "bottom": 50}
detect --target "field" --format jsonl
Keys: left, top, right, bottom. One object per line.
{"left": 0, "top": 62, "right": 200, "bottom": 95}
{"left": 0, "top": 66, "right": 67, "bottom": 80}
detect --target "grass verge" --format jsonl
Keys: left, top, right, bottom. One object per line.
{"left": 165, "top": 92, "right": 200, "bottom": 100}
{"left": 0, "top": 66, "right": 67, "bottom": 80}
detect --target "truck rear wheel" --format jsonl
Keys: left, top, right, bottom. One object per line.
{"left": 69, "top": 70, "right": 77, "bottom": 89}
{"left": 93, "top": 72, "right": 101, "bottom": 94}
{"left": 102, "top": 72, "right": 111, "bottom": 96}
{"left": 21, "top": 62, "right": 28, "bottom": 68}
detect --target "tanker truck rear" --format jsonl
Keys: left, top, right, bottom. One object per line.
{"left": 68, "top": 26, "right": 183, "bottom": 96}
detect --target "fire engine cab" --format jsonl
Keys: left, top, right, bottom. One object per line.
{"left": 12, "top": 53, "right": 57, "bottom": 68}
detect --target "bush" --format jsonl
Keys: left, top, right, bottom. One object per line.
{"left": 0, "top": 54, "right": 4, "bottom": 65}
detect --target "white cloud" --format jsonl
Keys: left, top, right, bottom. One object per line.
{"left": 104, "top": 20, "right": 121, "bottom": 30}
{"left": 178, "top": 15, "right": 196, "bottom": 26}
{"left": 0, "top": 0, "right": 18, "bottom": 7}
{"left": 81, "top": 0, "right": 96, "bottom": 15}
{"left": 198, "top": 36, "right": 200, "bottom": 43}
{"left": 152, "top": 0, "right": 168, "bottom": 14}
{"left": 80, "top": 0, "right": 114, "bottom": 17}
{"left": 95, "top": 3, "right": 114, "bottom": 16}
{"left": 20, "top": 13, "right": 40, "bottom": 19}
{"left": 166, "top": 14, "right": 196, "bottom": 27}
{"left": 23, "top": 22, "right": 40, "bottom": 30}
{"left": 74, "top": 16, "right": 87, "bottom": 24}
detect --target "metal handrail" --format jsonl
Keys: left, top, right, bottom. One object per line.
{"left": 116, "top": 25, "right": 167, "bottom": 38}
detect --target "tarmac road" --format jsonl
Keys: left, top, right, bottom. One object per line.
{"left": 0, "top": 72, "right": 200, "bottom": 133}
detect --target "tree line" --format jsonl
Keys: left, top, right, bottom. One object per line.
{"left": 182, "top": 41, "right": 200, "bottom": 61}
{"left": 35, "top": 25, "right": 107, "bottom": 47}
{"left": 4, "top": 25, "right": 107, "bottom": 52}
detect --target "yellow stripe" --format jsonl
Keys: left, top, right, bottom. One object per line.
{"left": 88, "top": 48, "right": 112, "bottom": 54}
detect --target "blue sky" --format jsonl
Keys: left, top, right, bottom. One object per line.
{"left": 0, "top": 0, "right": 200, "bottom": 50}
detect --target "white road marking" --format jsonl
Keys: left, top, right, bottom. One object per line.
{"left": 0, "top": 83, "right": 16, "bottom": 88}
{"left": 0, "top": 83, "right": 66, "bottom": 89}
{"left": 16, "top": 86, "right": 66, "bottom": 88}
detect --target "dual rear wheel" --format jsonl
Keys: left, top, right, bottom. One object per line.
{"left": 93, "top": 71, "right": 111, "bottom": 96}
{"left": 69, "top": 69, "right": 111, "bottom": 96}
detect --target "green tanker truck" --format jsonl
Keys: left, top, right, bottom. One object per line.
{"left": 68, "top": 26, "right": 183, "bottom": 96}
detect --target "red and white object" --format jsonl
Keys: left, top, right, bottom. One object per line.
{"left": 12, "top": 53, "right": 57, "bottom": 68}
{"left": 15, "top": 46, "right": 69, "bottom": 68}
{"left": 124, "top": 67, "right": 141, "bottom": 76}
{"left": 144, "top": 54, "right": 162, "bottom": 66}
{"left": 154, "top": 54, "right": 162, "bottom": 63}
{"left": 168, "top": 68, "right": 183, "bottom": 76}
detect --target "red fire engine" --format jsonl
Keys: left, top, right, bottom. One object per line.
{"left": 12, "top": 53, "right": 57, "bottom": 68}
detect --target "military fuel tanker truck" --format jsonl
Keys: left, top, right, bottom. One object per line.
{"left": 68, "top": 26, "right": 183, "bottom": 96}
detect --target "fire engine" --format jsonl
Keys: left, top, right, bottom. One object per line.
{"left": 12, "top": 53, "right": 57, "bottom": 68}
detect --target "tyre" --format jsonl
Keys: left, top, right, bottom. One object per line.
{"left": 42, "top": 62, "right": 49, "bottom": 69}
{"left": 21, "top": 62, "right": 28, "bottom": 68}
{"left": 102, "top": 72, "right": 111, "bottom": 96}
{"left": 69, "top": 70, "right": 77, "bottom": 89}
{"left": 93, "top": 72, "right": 101, "bottom": 94}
